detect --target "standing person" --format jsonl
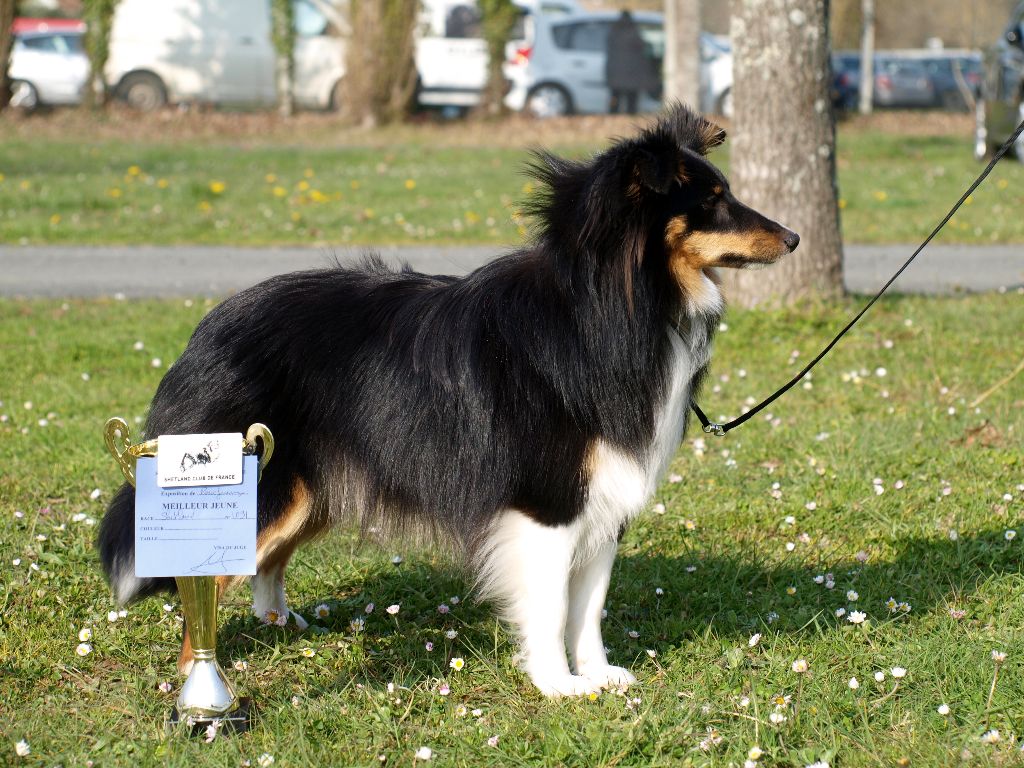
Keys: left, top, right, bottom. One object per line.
{"left": 605, "top": 10, "right": 657, "bottom": 114}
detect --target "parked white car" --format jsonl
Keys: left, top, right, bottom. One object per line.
{"left": 9, "top": 20, "right": 89, "bottom": 109}
{"left": 415, "top": 0, "right": 581, "bottom": 110}
{"left": 105, "top": 0, "right": 346, "bottom": 111}
{"left": 504, "top": 11, "right": 733, "bottom": 117}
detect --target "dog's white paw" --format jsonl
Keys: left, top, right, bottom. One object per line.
{"left": 578, "top": 664, "right": 637, "bottom": 689}
{"left": 532, "top": 673, "right": 604, "bottom": 698}
{"left": 290, "top": 610, "right": 309, "bottom": 630}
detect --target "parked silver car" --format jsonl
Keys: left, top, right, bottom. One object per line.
{"left": 9, "top": 20, "right": 89, "bottom": 109}
{"left": 504, "top": 11, "right": 730, "bottom": 118}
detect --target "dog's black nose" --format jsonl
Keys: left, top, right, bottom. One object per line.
{"left": 783, "top": 231, "right": 800, "bottom": 251}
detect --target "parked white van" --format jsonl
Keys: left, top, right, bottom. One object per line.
{"left": 106, "top": 0, "right": 346, "bottom": 111}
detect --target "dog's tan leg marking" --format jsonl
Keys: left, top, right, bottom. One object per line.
{"left": 252, "top": 478, "right": 320, "bottom": 629}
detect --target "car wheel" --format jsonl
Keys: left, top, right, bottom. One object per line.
{"left": 329, "top": 78, "right": 344, "bottom": 112}
{"left": 717, "top": 87, "right": 733, "bottom": 118}
{"left": 9, "top": 80, "right": 39, "bottom": 111}
{"left": 941, "top": 90, "right": 966, "bottom": 112}
{"left": 526, "top": 84, "right": 571, "bottom": 118}
{"left": 117, "top": 72, "right": 167, "bottom": 112}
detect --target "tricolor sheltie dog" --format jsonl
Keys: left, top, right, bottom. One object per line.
{"left": 99, "top": 104, "right": 798, "bottom": 696}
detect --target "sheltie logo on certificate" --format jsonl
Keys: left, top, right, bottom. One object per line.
{"left": 135, "top": 434, "right": 257, "bottom": 578}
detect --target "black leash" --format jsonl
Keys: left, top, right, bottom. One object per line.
{"left": 691, "top": 117, "right": 1024, "bottom": 437}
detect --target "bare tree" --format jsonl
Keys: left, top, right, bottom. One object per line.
{"left": 0, "top": 0, "right": 15, "bottom": 109}
{"left": 271, "top": 0, "right": 295, "bottom": 117}
{"left": 343, "top": 0, "right": 418, "bottom": 126}
{"left": 857, "top": 0, "right": 874, "bottom": 114}
{"left": 721, "top": 0, "right": 843, "bottom": 307}
{"left": 664, "top": 0, "right": 701, "bottom": 109}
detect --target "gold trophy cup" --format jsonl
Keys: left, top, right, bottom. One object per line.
{"left": 103, "top": 417, "right": 274, "bottom": 734}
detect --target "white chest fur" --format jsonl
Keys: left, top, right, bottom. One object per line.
{"left": 579, "top": 318, "right": 714, "bottom": 558}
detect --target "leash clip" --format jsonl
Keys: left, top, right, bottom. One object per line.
{"left": 703, "top": 422, "right": 726, "bottom": 437}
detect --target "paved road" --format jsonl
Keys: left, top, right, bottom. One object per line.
{"left": 1, "top": 243, "right": 1022, "bottom": 298}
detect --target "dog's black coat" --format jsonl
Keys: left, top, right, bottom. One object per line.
{"left": 99, "top": 105, "right": 752, "bottom": 602}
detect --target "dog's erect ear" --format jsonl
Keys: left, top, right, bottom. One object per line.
{"left": 622, "top": 135, "right": 679, "bottom": 196}
{"left": 657, "top": 102, "right": 727, "bottom": 156}
{"left": 628, "top": 143, "right": 678, "bottom": 195}
{"left": 697, "top": 122, "right": 726, "bottom": 154}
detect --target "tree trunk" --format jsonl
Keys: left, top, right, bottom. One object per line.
{"left": 271, "top": 0, "right": 295, "bottom": 117}
{"left": 721, "top": 0, "right": 843, "bottom": 308}
{"left": 664, "top": 0, "right": 701, "bottom": 110}
{"left": 344, "top": 0, "right": 418, "bottom": 126}
{"left": 478, "top": 0, "right": 518, "bottom": 117}
{"left": 0, "top": 0, "right": 15, "bottom": 110}
{"left": 83, "top": 0, "right": 119, "bottom": 110}
{"left": 858, "top": 0, "right": 874, "bottom": 114}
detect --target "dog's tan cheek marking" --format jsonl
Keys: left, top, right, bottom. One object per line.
{"left": 665, "top": 215, "right": 716, "bottom": 304}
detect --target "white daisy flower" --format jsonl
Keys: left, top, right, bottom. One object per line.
{"left": 15, "top": 739, "right": 30, "bottom": 757}
{"left": 848, "top": 611, "right": 867, "bottom": 624}
{"left": 768, "top": 711, "right": 787, "bottom": 725}
{"left": 791, "top": 659, "right": 809, "bottom": 673}
{"left": 937, "top": 703, "right": 950, "bottom": 715}
{"left": 415, "top": 746, "right": 433, "bottom": 760}
{"left": 980, "top": 729, "right": 1001, "bottom": 744}
{"left": 992, "top": 650, "right": 1007, "bottom": 663}
{"left": 874, "top": 671, "right": 885, "bottom": 683}
{"left": 385, "top": 604, "right": 400, "bottom": 615}
{"left": 748, "top": 633, "right": 761, "bottom": 648}
{"left": 891, "top": 667, "right": 907, "bottom": 678}
{"left": 846, "top": 590, "right": 859, "bottom": 602}
{"left": 848, "top": 677, "right": 859, "bottom": 690}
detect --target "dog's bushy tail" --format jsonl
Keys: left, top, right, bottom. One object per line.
{"left": 97, "top": 482, "right": 176, "bottom": 604}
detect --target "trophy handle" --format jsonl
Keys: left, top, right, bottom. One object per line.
{"left": 244, "top": 423, "right": 274, "bottom": 480}
{"left": 104, "top": 419, "right": 274, "bottom": 488}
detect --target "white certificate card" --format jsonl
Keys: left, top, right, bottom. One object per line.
{"left": 135, "top": 455, "right": 258, "bottom": 577}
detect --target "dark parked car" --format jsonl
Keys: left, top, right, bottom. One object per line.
{"left": 976, "top": 1, "right": 1024, "bottom": 161}
{"left": 831, "top": 53, "right": 935, "bottom": 110}
{"left": 920, "top": 54, "right": 983, "bottom": 111}
{"left": 831, "top": 52, "right": 861, "bottom": 110}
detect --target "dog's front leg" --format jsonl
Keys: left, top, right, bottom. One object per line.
{"left": 482, "top": 511, "right": 602, "bottom": 697}
{"left": 565, "top": 540, "right": 636, "bottom": 688}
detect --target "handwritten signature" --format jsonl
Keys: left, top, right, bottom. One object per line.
{"left": 189, "top": 548, "right": 249, "bottom": 575}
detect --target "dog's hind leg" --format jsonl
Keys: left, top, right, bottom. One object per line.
{"left": 478, "top": 510, "right": 602, "bottom": 697}
{"left": 251, "top": 478, "right": 317, "bottom": 630}
{"left": 565, "top": 540, "right": 636, "bottom": 688}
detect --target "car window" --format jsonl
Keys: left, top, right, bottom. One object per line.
{"left": 59, "top": 33, "right": 84, "bottom": 53}
{"left": 294, "top": 0, "right": 328, "bottom": 37}
{"left": 18, "top": 34, "right": 60, "bottom": 52}
{"left": 552, "top": 20, "right": 610, "bottom": 52}
{"left": 445, "top": 4, "right": 481, "bottom": 39}
{"left": 638, "top": 23, "right": 664, "bottom": 60}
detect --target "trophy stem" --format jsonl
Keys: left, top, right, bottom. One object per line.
{"left": 173, "top": 575, "right": 250, "bottom": 731}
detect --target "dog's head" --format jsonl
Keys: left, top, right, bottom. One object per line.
{"left": 624, "top": 106, "right": 799, "bottom": 289}
{"left": 525, "top": 103, "right": 798, "bottom": 306}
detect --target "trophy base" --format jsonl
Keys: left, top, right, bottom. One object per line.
{"left": 170, "top": 697, "right": 253, "bottom": 736}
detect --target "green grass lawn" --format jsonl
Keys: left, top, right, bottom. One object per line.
{"left": 2, "top": 123, "right": 1023, "bottom": 247}
{"left": 1, "top": 292, "right": 1023, "bottom": 766}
